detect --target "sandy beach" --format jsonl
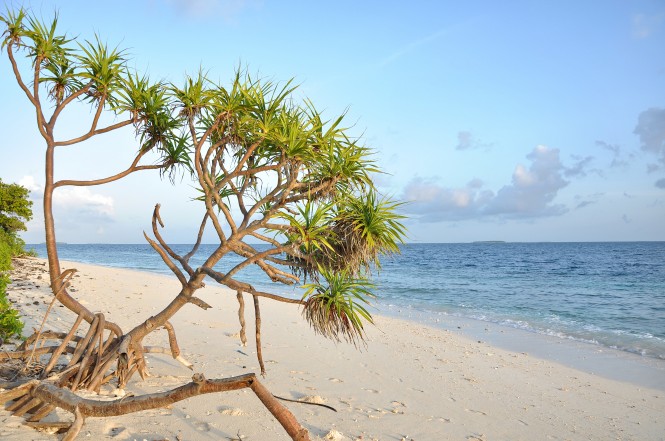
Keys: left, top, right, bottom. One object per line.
{"left": 2, "top": 257, "right": 664, "bottom": 440}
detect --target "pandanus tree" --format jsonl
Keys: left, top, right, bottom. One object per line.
{"left": 0, "top": 9, "right": 405, "bottom": 440}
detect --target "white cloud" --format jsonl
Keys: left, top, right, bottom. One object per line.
{"left": 18, "top": 175, "right": 42, "bottom": 193}
{"left": 402, "top": 177, "right": 494, "bottom": 221}
{"left": 17, "top": 175, "right": 115, "bottom": 221}
{"left": 403, "top": 145, "right": 570, "bottom": 222}
{"left": 53, "top": 187, "right": 114, "bottom": 219}
{"left": 484, "top": 146, "right": 568, "bottom": 217}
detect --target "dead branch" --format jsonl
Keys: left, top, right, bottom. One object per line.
{"left": 189, "top": 297, "right": 212, "bottom": 309}
{"left": 143, "top": 232, "right": 187, "bottom": 286}
{"left": 250, "top": 378, "right": 311, "bottom": 441}
{"left": 30, "top": 373, "right": 254, "bottom": 416}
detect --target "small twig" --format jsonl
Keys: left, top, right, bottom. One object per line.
{"left": 273, "top": 395, "right": 338, "bottom": 412}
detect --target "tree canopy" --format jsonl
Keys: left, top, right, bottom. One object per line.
{"left": 0, "top": 7, "right": 406, "bottom": 440}
{"left": 0, "top": 179, "right": 33, "bottom": 235}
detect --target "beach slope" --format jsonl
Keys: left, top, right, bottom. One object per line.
{"left": 2, "top": 257, "right": 663, "bottom": 440}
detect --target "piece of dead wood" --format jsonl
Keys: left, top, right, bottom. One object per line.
{"left": 274, "top": 394, "right": 338, "bottom": 412}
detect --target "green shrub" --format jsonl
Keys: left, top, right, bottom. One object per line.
{"left": 0, "top": 278, "right": 23, "bottom": 340}
{"left": 0, "top": 230, "right": 25, "bottom": 341}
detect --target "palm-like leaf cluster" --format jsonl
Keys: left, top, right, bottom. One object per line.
{"left": 164, "top": 73, "right": 407, "bottom": 344}
{"left": 1, "top": 7, "right": 189, "bottom": 174}
{"left": 2, "top": 7, "right": 407, "bottom": 346}
{"left": 302, "top": 269, "right": 375, "bottom": 346}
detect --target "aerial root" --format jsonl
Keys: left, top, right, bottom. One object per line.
{"left": 253, "top": 295, "right": 266, "bottom": 376}
{"left": 237, "top": 290, "right": 247, "bottom": 346}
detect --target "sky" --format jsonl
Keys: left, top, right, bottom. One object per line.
{"left": 1, "top": 0, "right": 664, "bottom": 244}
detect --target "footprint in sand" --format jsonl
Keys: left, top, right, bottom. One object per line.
{"left": 362, "top": 388, "right": 379, "bottom": 394}
{"left": 105, "top": 425, "right": 130, "bottom": 439}
{"left": 194, "top": 421, "right": 211, "bottom": 431}
{"left": 218, "top": 406, "right": 246, "bottom": 416}
{"left": 328, "top": 377, "right": 343, "bottom": 383}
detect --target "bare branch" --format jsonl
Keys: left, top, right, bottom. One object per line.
{"left": 143, "top": 232, "right": 187, "bottom": 286}
{"left": 150, "top": 204, "right": 194, "bottom": 275}
{"left": 53, "top": 150, "right": 161, "bottom": 188}
{"left": 32, "top": 58, "right": 52, "bottom": 141}
{"left": 53, "top": 119, "right": 134, "bottom": 147}
{"left": 182, "top": 213, "right": 208, "bottom": 267}
{"left": 199, "top": 267, "right": 304, "bottom": 305}
{"left": 47, "top": 81, "right": 93, "bottom": 129}
{"left": 30, "top": 374, "right": 256, "bottom": 417}
{"left": 189, "top": 297, "right": 212, "bottom": 310}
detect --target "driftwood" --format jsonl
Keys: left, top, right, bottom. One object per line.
{"left": 1, "top": 372, "right": 309, "bottom": 441}
{"left": 1, "top": 282, "right": 310, "bottom": 440}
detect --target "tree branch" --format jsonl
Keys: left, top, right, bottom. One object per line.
{"left": 143, "top": 232, "right": 187, "bottom": 287}
{"left": 53, "top": 119, "right": 134, "bottom": 147}
{"left": 53, "top": 150, "right": 161, "bottom": 188}
{"left": 47, "top": 81, "right": 93, "bottom": 129}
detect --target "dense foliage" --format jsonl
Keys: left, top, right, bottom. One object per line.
{"left": 0, "top": 180, "right": 32, "bottom": 340}
{"left": 1, "top": 7, "right": 406, "bottom": 345}
{"left": 0, "top": 178, "right": 33, "bottom": 234}
{"left": 0, "top": 8, "right": 407, "bottom": 438}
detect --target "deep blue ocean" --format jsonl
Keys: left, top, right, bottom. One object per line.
{"left": 28, "top": 242, "right": 665, "bottom": 360}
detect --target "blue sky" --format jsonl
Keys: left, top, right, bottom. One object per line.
{"left": 1, "top": 0, "right": 664, "bottom": 243}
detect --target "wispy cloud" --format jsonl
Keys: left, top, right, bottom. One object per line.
{"left": 377, "top": 17, "right": 479, "bottom": 68}
{"left": 19, "top": 176, "right": 115, "bottom": 223}
{"left": 456, "top": 131, "right": 493, "bottom": 151}
{"left": 378, "top": 27, "right": 451, "bottom": 68}
{"left": 161, "top": 0, "right": 259, "bottom": 21}
{"left": 403, "top": 145, "right": 570, "bottom": 222}
{"left": 595, "top": 140, "right": 631, "bottom": 169}
{"left": 632, "top": 13, "right": 664, "bottom": 39}
{"left": 564, "top": 155, "right": 594, "bottom": 178}
{"left": 573, "top": 193, "right": 604, "bottom": 210}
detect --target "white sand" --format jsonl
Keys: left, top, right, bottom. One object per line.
{"left": 2, "top": 257, "right": 664, "bottom": 440}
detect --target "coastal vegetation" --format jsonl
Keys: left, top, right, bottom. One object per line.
{"left": 0, "top": 178, "right": 33, "bottom": 341}
{"left": 0, "top": 8, "right": 405, "bottom": 440}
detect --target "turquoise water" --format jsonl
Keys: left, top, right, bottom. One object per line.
{"left": 29, "top": 242, "right": 665, "bottom": 360}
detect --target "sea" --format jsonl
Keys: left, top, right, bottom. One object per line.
{"left": 27, "top": 242, "right": 665, "bottom": 363}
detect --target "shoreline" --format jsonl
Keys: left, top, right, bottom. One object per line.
{"left": 40, "top": 253, "right": 665, "bottom": 391}
{"left": 2, "top": 257, "right": 664, "bottom": 440}
{"left": 380, "top": 305, "right": 665, "bottom": 391}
